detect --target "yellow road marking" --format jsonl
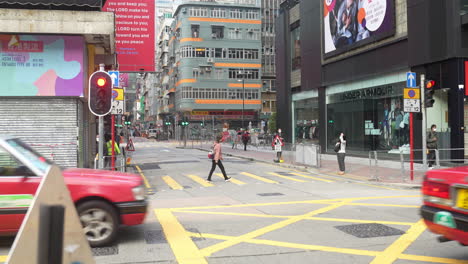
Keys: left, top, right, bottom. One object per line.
{"left": 291, "top": 169, "right": 339, "bottom": 180}
{"left": 189, "top": 232, "right": 468, "bottom": 264}
{"left": 370, "top": 219, "right": 426, "bottom": 264}
{"left": 348, "top": 202, "right": 420, "bottom": 208}
{"left": 200, "top": 202, "right": 348, "bottom": 257}
{"left": 154, "top": 209, "right": 207, "bottom": 264}
{"left": 289, "top": 172, "right": 334, "bottom": 183}
{"left": 215, "top": 173, "right": 246, "bottom": 185}
{"left": 171, "top": 195, "right": 420, "bottom": 211}
{"left": 186, "top": 174, "right": 214, "bottom": 187}
{"left": 399, "top": 254, "right": 468, "bottom": 264}
{"left": 175, "top": 210, "right": 414, "bottom": 226}
{"left": 241, "top": 172, "right": 278, "bottom": 184}
{"left": 193, "top": 230, "right": 379, "bottom": 257}
{"left": 162, "top": 176, "right": 184, "bottom": 190}
{"left": 351, "top": 182, "right": 400, "bottom": 190}
{"left": 0, "top": 256, "right": 7, "bottom": 262}
{"left": 268, "top": 172, "right": 307, "bottom": 182}
{"left": 135, "top": 165, "right": 151, "bottom": 188}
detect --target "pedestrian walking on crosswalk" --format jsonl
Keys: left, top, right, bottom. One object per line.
{"left": 207, "top": 135, "right": 231, "bottom": 182}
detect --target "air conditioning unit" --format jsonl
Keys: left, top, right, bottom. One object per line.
{"left": 235, "top": 28, "right": 241, "bottom": 32}
{"left": 205, "top": 67, "right": 212, "bottom": 72}
{"left": 207, "top": 58, "right": 215, "bottom": 63}
{"left": 247, "top": 28, "right": 254, "bottom": 33}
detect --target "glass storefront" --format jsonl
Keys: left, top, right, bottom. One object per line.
{"left": 326, "top": 83, "right": 406, "bottom": 153}
{"left": 294, "top": 98, "right": 319, "bottom": 144}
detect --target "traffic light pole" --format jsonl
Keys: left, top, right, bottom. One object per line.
{"left": 98, "top": 116, "right": 104, "bottom": 169}
{"left": 421, "top": 74, "right": 427, "bottom": 168}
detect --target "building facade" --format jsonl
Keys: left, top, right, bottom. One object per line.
{"left": 277, "top": 0, "right": 468, "bottom": 162}
{"left": 260, "top": 0, "right": 280, "bottom": 127}
{"left": 165, "top": 0, "right": 262, "bottom": 133}
{"left": 0, "top": 0, "right": 115, "bottom": 168}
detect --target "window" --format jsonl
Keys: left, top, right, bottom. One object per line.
{"left": 211, "top": 8, "right": 226, "bottom": 18}
{"left": 191, "top": 25, "right": 200, "bottom": 38}
{"left": 291, "top": 25, "right": 301, "bottom": 70}
{"left": 215, "top": 68, "right": 224, "bottom": 79}
{"left": 228, "top": 69, "right": 259, "bottom": 80}
{"left": 0, "top": 145, "right": 38, "bottom": 177}
{"left": 245, "top": 10, "right": 259, "bottom": 20}
{"left": 211, "top": 26, "right": 224, "bottom": 39}
{"left": 246, "top": 29, "right": 260, "bottom": 40}
{"left": 195, "top": 48, "right": 206, "bottom": 57}
{"left": 228, "top": 28, "right": 242, "bottom": 39}
{"left": 230, "top": 9, "right": 242, "bottom": 19}
{"left": 215, "top": 48, "right": 224, "bottom": 58}
{"left": 193, "top": 68, "right": 199, "bottom": 78}
{"left": 190, "top": 7, "right": 208, "bottom": 17}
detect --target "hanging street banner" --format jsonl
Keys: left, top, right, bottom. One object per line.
{"left": 103, "top": 0, "right": 155, "bottom": 72}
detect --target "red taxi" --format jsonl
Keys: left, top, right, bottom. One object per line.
{"left": 0, "top": 137, "right": 147, "bottom": 247}
{"left": 421, "top": 167, "right": 468, "bottom": 246}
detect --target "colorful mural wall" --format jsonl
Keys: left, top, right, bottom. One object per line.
{"left": 0, "top": 35, "right": 84, "bottom": 96}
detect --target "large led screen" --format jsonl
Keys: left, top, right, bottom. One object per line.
{"left": 323, "top": 0, "right": 395, "bottom": 57}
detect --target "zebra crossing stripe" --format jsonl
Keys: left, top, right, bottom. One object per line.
{"left": 215, "top": 173, "right": 246, "bottom": 185}
{"left": 186, "top": 174, "right": 214, "bottom": 187}
{"left": 163, "top": 176, "right": 184, "bottom": 190}
{"left": 268, "top": 172, "right": 307, "bottom": 183}
{"left": 289, "top": 173, "right": 334, "bottom": 183}
{"left": 240, "top": 172, "right": 278, "bottom": 184}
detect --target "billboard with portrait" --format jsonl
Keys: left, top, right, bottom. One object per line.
{"left": 323, "top": 0, "right": 395, "bottom": 57}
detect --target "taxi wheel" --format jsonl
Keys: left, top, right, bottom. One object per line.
{"left": 77, "top": 200, "right": 119, "bottom": 247}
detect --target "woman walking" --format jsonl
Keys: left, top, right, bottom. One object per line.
{"left": 207, "top": 135, "right": 231, "bottom": 182}
{"left": 336, "top": 132, "right": 346, "bottom": 175}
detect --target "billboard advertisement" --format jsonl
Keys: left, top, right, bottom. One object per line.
{"left": 323, "top": 0, "right": 395, "bottom": 57}
{"left": 0, "top": 35, "right": 84, "bottom": 96}
{"left": 104, "top": 0, "right": 155, "bottom": 72}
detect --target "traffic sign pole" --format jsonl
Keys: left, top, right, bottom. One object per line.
{"left": 410, "top": 112, "right": 414, "bottom": 181}
{"left": 421, "top": 74, "right": 427, "bottom": 168}
{"left": 111, "top": 115, "right": 115, "bottom": 171}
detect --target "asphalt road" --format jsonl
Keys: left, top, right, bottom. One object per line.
{"left": 1, "top": 140, "right": 468, "bottom": 264}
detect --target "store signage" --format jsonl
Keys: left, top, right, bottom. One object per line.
{"left": 340, "top": 86, "right": 395, "bottom": 101}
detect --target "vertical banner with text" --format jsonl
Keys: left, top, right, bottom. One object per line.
{"left": 104, "top": 0, "right": 155, "bottom": 72}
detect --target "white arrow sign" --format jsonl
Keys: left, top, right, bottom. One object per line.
{"left": 109, "top": 71, "right": 119, "bottom": 87}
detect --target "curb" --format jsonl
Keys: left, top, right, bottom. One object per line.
{"left": 195, "top": 148, "right": 422, "bottom": 190}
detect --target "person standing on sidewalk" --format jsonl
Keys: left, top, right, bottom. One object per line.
{"left": 336, "top": 132, "right": 346, "bottom": 175}
{"left": 207, "top": 135, "right": 231, "bottom": 182}
{"left": 242, "top": 129, "right": 250, "bottom": 151}
{"left": 427, "top": 124, "right": 438, "bottom": 168}
{"left": 272, "top": 129, "right": 285, "bottom": 163}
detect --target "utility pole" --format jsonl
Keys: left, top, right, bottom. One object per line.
{"left": 421, "top": 74, "right": 427, "bottom": 168}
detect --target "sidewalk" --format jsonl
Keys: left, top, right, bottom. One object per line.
{"left": 179, "top": 140, "right": 424, "bottom": 188}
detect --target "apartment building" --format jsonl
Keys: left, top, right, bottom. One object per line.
{"left": 167, "top": 0, "right": 262, "bottom": 131}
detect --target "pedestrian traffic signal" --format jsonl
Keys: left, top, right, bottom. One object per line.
{"left": 425, "top": 80, "right": 435, "bottom": 108}
{"left": 165, "top": 121, "right": 171, "bottom": 126}
{"left": 200, "top": 122, "right": 204, "bottom": 127}
{"left": 124, "top": 121, "right": 131, "bottom": 125}
{"left": 89, "top": 71, "right": 113, "bottom": 116}
{"left": 181, "top": 121, "right": 189, "bottom": 126}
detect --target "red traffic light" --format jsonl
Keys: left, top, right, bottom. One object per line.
{"left": 97, "top": 78, "right": 107, "bottom": 87}
{"left": 88, "top": 71, "right": 112, "bottom": 116}
{"left": 426, "top": 80, "right": 435, "bottom": 89}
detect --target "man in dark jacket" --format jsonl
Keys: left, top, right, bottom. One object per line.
{"left": 242, "top": 130, "right": 250, "bottom": 151}
{"left": 427, "top": 124, "right": 438, "bottom": 168}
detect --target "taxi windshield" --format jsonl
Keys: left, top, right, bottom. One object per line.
{"left": 5, "top": 139, "right": 53, "bottom": 174}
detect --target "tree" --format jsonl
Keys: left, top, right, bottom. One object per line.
{"left": 268, "top": 112, "right": 277, "bottom": 134}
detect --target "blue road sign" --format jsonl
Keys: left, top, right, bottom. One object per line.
{"left": 406, "top": 72, "right": 416, "bottom": 88}
{"left": 109, "top": 71, "right": 119, "bottom": 87}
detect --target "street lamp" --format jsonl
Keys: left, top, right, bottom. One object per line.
{"left": 238, "top": 70, "right": 250, "bottom": 129}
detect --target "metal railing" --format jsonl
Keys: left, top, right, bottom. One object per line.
{"left": 368, "top": 148, "right": 467, "bottom": 182}
{"left": 93, "top": 147, "right": 128, "bottom": 172}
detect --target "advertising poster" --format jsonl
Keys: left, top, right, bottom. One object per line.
{"left": 0, "top": 35, "right": 84, "bottom": 96}
{"left": 323, "top": 0, "right": 395, "bottom": 56}
{"left": 104, "top": 0, "right": 155, "bottom": 72}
